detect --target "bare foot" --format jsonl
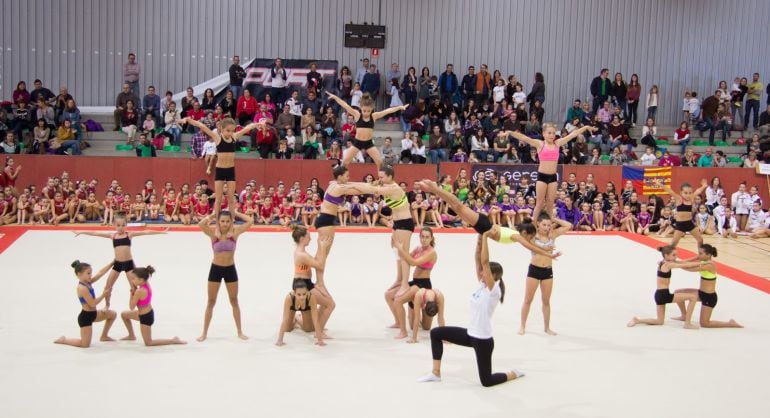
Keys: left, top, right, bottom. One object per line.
{"left": 321, "top": 333, "right": 333, "bottom": 340}
{"left": 627, "top": 317, "right": 640, "bottom": 327}
{"left": 196, "top": 334, "right": 207, "bottom": 342}
{"left": 406, "top": 339, "right": 418, "bottom": 344}
{"left": 670, "top": 315, "right": 685, "bottom": 321}
{"left": 54, "top": 336, "right": 66, "bottom": 344}
{"left": 172, "top": 336, "right": 187, "bottom": 344}
{"left": 100, "top": 336, "right": 116, "bottom": 342}
{"left": 683, "top": 323, "right": 700, "bottom": 330}
{"left": 394, "top": 331, "right": 408, "bottom": 339}
{"left": 120, "top": 335, "right": 136, "bottom": 341}
{"left": 518, "top": 327, "right": 526, "bottom": 335}
{"left": 386, "top": 323, "right": 399, "bottom": 329}
{"left": 545, "top": 328, "right": 558, "bottom": 336}
{"left": 237, "top": 333, "right": 249, "bottom": 340}
{"left": 729, "top": 319, "right": 744, "bottom": 328}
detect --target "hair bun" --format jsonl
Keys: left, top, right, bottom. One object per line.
{"left": 70, "top": 260, "right": 80, "bottom": 269}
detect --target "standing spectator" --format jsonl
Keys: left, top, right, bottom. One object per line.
{"left": 120, "top": 100, "right": 140, "bottom": 145}
{"left": 745, "top": 72, "right": 763, "bottom": 130}
{"left": 402, "top": 67, "right": 418, "bottom": 105}
{"left": 758, "top": 105, "right": 770, "bottom": 139}
{"left": 474, "top": 64, "right": 492, "bottom": 103}
{"left": 699, "top": 90, "right": 721, "bottom": 145}
{"left": 590, "top": 68, "right": 611, "bottom": 113}
{"left": 418, "top": 67, "right": 432, "bottom": 100}
{"left": 610, "top": 73, "right": 628, "bottom": 115}
{"left": 626, "top": 74, "right": 641, "bottom": 126}
{"left": 646, "top": 85, "right": 659, "bottom": 121}
{"left": 355, "top": 58, "right": 370, "bottom": 86}
{"left": 730, "top": 77, "right": 748, "bottom": 125}
{"left": 142, "top": 86, "right": 161, "bottom": 123}
{"left": 228, "top": 55, "right": 247, "bottom": 100}
{"left": 385, "top": 63, "right": 402, "bottom": 91}
{"left": 112, "top": 83, "right": 138, "bottom": 131}
{"left": 123, "top": 53, "right": 141, "bottom": 98}
{"left": 527, "top": 72, "right": 545, "bottom": 108}
{"left": 12, "top": 81, "right": 30, "bottom": 105}
{"left": 438, "top": 64, "right": 459, "bottom": 106}
{"left": 236, "top": 89, "right": 258, "bottom": 126}
{"left": 338, "top": 66, "right": 353, "bottom": 101}
{"left": 460, "top": 66, "right": 477, "bottom": 104}
{"left": 268, "top": 57, "right": 288, "bottom": 106}
{"left": 30, "top": 79, "right": 55, "bottom": 105}
{"left": 54, "top": 86, "right": 73, "bottom": 123}
{"left": 427, "top": 125, "right": 448, "bottom": 163}
{"left": 306, "top": 62, "right": 323, "bottom": 96}
{"left": 361, "top": 64, "right": 381, "bottom": 103}
{"left": 218, "top": 90, "right": 237, "bottom": 119}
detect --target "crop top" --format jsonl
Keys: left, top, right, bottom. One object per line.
{"left": 295, "top": 263, "right": 310, "bottom": 275}
{"left": 78, "top": 282, "right": 95, "bottom": 305}
{"left": 498, "top": 227, "right": 519, "bottom": 244}
{"left": 324, "top": 193, "right": 344, "bottom": 206}
{"left": 355, "top": 117, "right": 374, "bottom": 129}
{"left": 112, "top": 233, "right": 131, "bottom": 248}
{"left": 700, "top": 268, "right": 717, "bottom": 281}
{"left": 676, "top": 202, "right": 693, "bottom": 212}
{"left": 216, "top": 135, "right": 237, "bottom": 153}
{"left": 384, "top": 194, "right": 408, "bottom": 210}
{"left": 412, "top": 247, "right": 435, "bottom": 269}
{"left": 531, "top": 235, "right": 554, "bottom": 254}
{"left": 136, "top": 283, "right": 152, "bottom": 307}
{"left": 212, "top": 236, "right": 236, "bottom": 253}
{"left": 538, "top": 143, "right": 559, "bottom": 162}
{"left": 657, "top": 262, "right": 672, "bottom": 279}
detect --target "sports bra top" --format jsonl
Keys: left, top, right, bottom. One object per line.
{"left": 532, "top": 235, "right": 554, "bottom": 254}
{"left": 700, "top": 268, "right": 717, "bottom": 281}
{"left": 136, "top": 283, "right": 152, "bottom": 307}
{"left": 216, "top": 135, "right": 237, "bottom": 153}
{"left": 290, "top": 292, "right": 312, "bottom": 312}
{"left": 78, "top": 282, "right": 95, "bottom": 305}
{"left": 384, "top": 194, "right": 408, "bottom": 210}
{"left": 294, "top": 263, "right": 310, "bottom": 275}
{"left": 112, "top": 233, "right": 131, "bottom": 248}
{"left": 355, "top": 117, "right": 374, "bottom": 129}
{"left": 412, "top": 247, "right": 435, "bottom": 269}
{"left": 538, "top": 143, "right": 560, "bottom": 162}
{"left": 498, "top": 227, "right": 519, "bottom": 244}
{"left": 676, "top": 202, "right": 693, "bottom": 212}
{"left": 212, "top": 236, "right": 236, "bottom": 253}
{"left": 324, "top": 193, "right": 344, "bottom": 206}
{"left": 657, "top": 262, "right": 672, "bottom": 279}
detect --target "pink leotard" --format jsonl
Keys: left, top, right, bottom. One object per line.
{"left": 136, "top": 283, "right": 152, "bottom": 307}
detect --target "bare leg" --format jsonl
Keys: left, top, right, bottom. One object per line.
{"left": 198, "top": 281, "right": 221, "bottom": 342}
{"left": 519, "top": 277, "right": 539, "bottom": 335}
{"left": 393, "top": 287, "right": 418, "bottom": 339}
{"left": 213, "top": 180, "right": 224, "bottom": 217}
{"left": 384, "top": 282, "right": 400, "bottom": 327}
{"left": 544, "top": 182, "right": 558, "bottom": 219}
{"left": 102, "top": 269, "right": 120, "bottom": 309}
{"left": 540, "top": 279, "right": 557, "bottom": 335}
{"left": 225, "top": 281, "right": 248, "bottom": 339}
{"left": 311, "top": 289, "right": 335, "bottom": 336}
{"left": 689, "top": 228, "right": 704, "bottom": 248}
{"left": 671, "top": 288, "right": 698, "bottom": 320}
{"left": 98, "top": 310, "right": 117, "bottom": 341}
{"left": 226, "top": 180, "right": 238, "bottom": 217}
{"left": 670, "top": 230, "right": 684, "bottom": 248}
{"left": 699, "top": 305, "right": 743, "bottom": 328}
{"left": 393, "top": 229, "right": 413, "bottom": 295}
{"left": 140, "top": 324, "right": 186, "bottom": 346}
{"left": 628, "top": 305, "right": 665, "bottom": 326}
{"left": 365, "top": 147, "right": 384, "bottom": 168}
{"left": 341, "top": 145, "right": 362, "bottom": 166}
{"left": 54, "top": 326, "right": 94, "bottom": 348}
{"left": 532, "top": 181, "right": 548, "bottom": 220}
{"left": 120, "top": 310, "right": 139, "bottom": 340}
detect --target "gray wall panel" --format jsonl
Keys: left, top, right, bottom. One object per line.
{"left": 1, "top": 0, "right": 767, "bottom": 125}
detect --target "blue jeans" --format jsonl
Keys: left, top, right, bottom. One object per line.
{"left": 716, "top": 120, "right": 731, "bottom": 141}
{"left": 127, "top": 81, "right": 140, "bottom": 99}
{"left": 745, "top": 99, "right": 760, "bottom": 128}
{"left": 647, "top": 106, "right": 657, "bottom": 121}
{"left": 60, "top": 140, "right": 81, "bottom": 155}
{"left": 678, "top": 139, "right": 690, "bottom": 154}
{"left": 230, "top": 85, "right": 242, "bottom": 101}
{"left": 166, "top": 127, "right": 181, "bottom": 146}
{"left": 698, "top": 118, "right": 716, "bottom": 145}
{"left": 428, "top": 148, "right": 448, "bottom": 164}
{"left": 399, "top": 115, "right": 410, "bottom": 133}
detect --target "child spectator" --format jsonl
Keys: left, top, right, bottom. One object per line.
{"left": 203, "top": 136, "right": 217, "bottom": 174}
{"left": 639, "top": 146, "right": 656, "bottom": 166}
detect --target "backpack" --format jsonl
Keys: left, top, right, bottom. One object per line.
{"left": 85, "top": 119, "right": 104, "bottom": 132}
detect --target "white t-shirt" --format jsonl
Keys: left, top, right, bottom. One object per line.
{"left": 493, "top": 86, "right": 505, "bottom": 103}
{"left": 203, "top": 141, "right": 216, "bottom": 156}
{"left": 285, "top": 135, "right": 296, "bottom": 149}
{"left": 732, "top": 191, "right": 752, "bottom": 215}
{"left": 640, "top": 153, "right": 656, "bottom": 166}
{"left": 512, "top": 91, "right": 527, "bottom": 105}
{"left": 389, "top": 85, "right": 403, "bottom": 107}
{"left": 468, "top": 280, "right": 500, "bottom": 339}
{"left": 351, "top": 90, "right": 363, "bottom": 108}
{"left": 747, "top": 209, "right": 767, "bottom": 230}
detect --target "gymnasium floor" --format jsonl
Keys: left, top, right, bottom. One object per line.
{"left": 0, "top": 227, "right": 767, "bottom": 418}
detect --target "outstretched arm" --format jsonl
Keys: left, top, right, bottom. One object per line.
{"left": 129, "top": 227, "right": 169, "bottom": 238}
{"left": 555, "top": 126, "right": 597, "bottom": 147}
{"left": 654, "top": 178, "right": 680, "bottom": 199}
{"left": 505, "top": 130, "right": 543, "bottom": 149}
{"left": 181, "top": 118, "right": 218, "bottom": 140}
{"left": 693, "top": 178, "right": 709, "bottom": 197}
{"left": 73, "top": 231, "right": 113, "bottom": 239}
{"left": 326, "top": 92, "right": 359, "bottom": 119}
{"left": 275, "top": 296, "right": 292, "bottom": 346}
{"left": 479, "top": 231, "right": 495, "bottom": 289}
{"left": 373, "top": 104, "right": 408, "bottom": 120}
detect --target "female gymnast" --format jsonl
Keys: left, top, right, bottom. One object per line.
{"left": 197, "top": 210, "right": 254, "bottom": 341}
{"left": 390, "top": 227, "right": 439, "bottom": 339}
{"left": 656, "top": 178, "right": 708, "bottom": 248}
{"left": 407, "top": 287, "right": 445, "bottom": 343}
{"left": 183, "top": 117, "right": 262, "bottom": 217}
{"left": 417, "top": 231, "right": 524, "bottom": 387}
{"left": 668, "top": 244, "right": 743, "bottom": 328}
{"left": 326, "top": 91, "right": 408, "bottom": 167}
{"left": 54, "top": 260, "right": 117, "bottom": 348}
{"left": 119, "top": 265, "right": 186, "bottom": 346}
{"left": 290, "top": 225, "right": 334, "bottom": 333}
{"left": 74, "top": 213, "right": 168, "bottom": 309}
{"left": 506, "top": 124, "right": 597, "bottom": 218}
{"left": 627, "top": 245, "right": 699, "bottom": 329}
{"left": 275, "top": 279, "right": 326, "bottom": 347}
{"left": 519, "top": 214, "right": 572, "bottom": 336}
{"left": 417, "top": 179, "right": 558, "bottom": 258}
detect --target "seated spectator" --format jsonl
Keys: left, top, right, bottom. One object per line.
{"left": 697, "top": 147, "right": 715, "bottom": 167}
{"left": 300, "top": 107, "right": 316, "bottom": 142}
{"left": 180, "top": 86, "right": 196, "bottom": 117}
{"left": 32, "top": 118, "right": 51, "bottom": 154}
{"left": 580, "top": 101, "right": 593, "bottom": 126}
{"left": 54, "top": 86, "right": 73, "bottom": 123}
{"left": 524, "top": 113, "right": 542, "bottom": 138}
{"left": 1, "top": 132, "right": 20, "bottom": 154}
{"left": 142, "top": 85, "right": 161, "bottom": 123}
{"left": 606, "top": 116, "right": 629, "bottom": 152}
{"left": 758, "top": 104, "right": 770, "bottom": 139}
{"left": 503, "top": 111, "right": 521, "bottom": 133}
{"left": 530, "top": 99, "right": 545, "bottom": 122}
{"left": 565, "top": 99, "right": 584, "bottom": 124}
{"left": 52, "top": 120, "right": 81, "bottom": 155}
{"left": 400, "top": 132, "right": 414, "bottom": 163}
{"left": 11, "top": 100, "right": 35, "bottom": 144}
{"left": 597, "top": 101, "right": 613, "bottom": 126}
{"left": 275, "top": 139, "right": 293, "bottom": 160}
{"left": 113, "top": 83, "right": 139, "bottom": 131}
{"left": 254, "top": 103, "right": 274, "bottom": 127}
{"left": 609, "top": 146, "right": 626, "bottom": 165}
{"left": 743, "top": 150, "right": 760, "bottom": 168}
{"left": 120, "top": 100, "right": 140, "bottom": 145}
{"left": 715, "top": 103, "right": 733, "bottom": 143}
{"left": 325, "top": 139, "right": 342, "bottom": 161}
{"left": 673, "top": 121, "right": 690, "bottom": 154}
{"left": 275, "top": 104, "right": 294, "bottom": 137}
{"left": 163, "top": 102, "right": 183, "bottom": 146}
{"left": 640, "top": 117, "right": 657, "bottom": 149}
{"left": 218, "top": 89, "right": 237, "bottom": 119}
{"left": 340, "top": 113, "right": 356, "bottom": 142}
{"left": 135, "top": 133, "right": 157, "bottom": 157}
{"left": 142, "top": 113, "right": 156, "bottom": 135}
{"left": 658, "top": 150, "right": 677, "bottom": 167}
{"left": 639, "top": 146, "right": 656, "bottom": 166}
{"left": 12, "top": 81, "right": 30, "bottom": 105}
{"left": 411, "top": 137, "right": 427, "bottom": 164}
{"left": 470, "top": 128, "right": 489, "bottom": 161}
{"left": 236, "top": 89, "right": 258, "bottom": 126}
{"left": 201, "top": 88, "right": 217, "bottom": 113}
{"left": 35, "top": 98, "right": 56, "bottom": 130}
{"left": 713, "top": 150, "right": 727, "bottom": 167}
{"left": 186, "top": 101, "right": 205, "bottom": 133}
{"left": 451, "top": 145, "right": 468, "bottom": 162}
{"left": 588, "top": 147, "right": 602, "bottom": 165}
{"left": 681, "top": 147, "right": 698, "bottom": 167}
{"left": 61, "top": 99, "right": 83, "bottom": 141}
{"left": 302, "top": 127, "right": 322, "bottom": 159}
{"left": 427, "top": 125, "right": 448, "bottom": 163}
{"left": 160, "top": 91, "right": 176, "bottom": 120}
{"left": 284, "top": 128, "right": 297, "bottom": 152}
{"left": 256, "top": 124, "right": 275, "bottom": 159}
{"left": 302, "top": 90, "right": 323, "bottom": 118}
{"left": 260, "top": 93, "right": 277, "bottom": 119}
{"left": 570, "top": 135, "right": 589, "bottom": 164}
{"left": 320, "top": 106, "right": 337, "bottom": 141}
{"left": 30, "top": 79, "right": 56, "bottom": 105}
{"left": 381, "top": 137, "right": 398, "bottom": 165}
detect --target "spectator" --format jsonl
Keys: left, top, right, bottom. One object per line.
{"left": 427, "top": 125, "right": 448, "bottom": 163}
{"left": 590, "top": 68, "right": 611, "bottom": 113}
{"left": 361, "top": 64, "right": 381, "bottom": 103}
{"left": 527, "top": 72, "right": 545, "bottom": 107}
{"left": 658, "top": 150, "right": 676, "bottom": 167}
{"left": 201, "top": 88, "right": 217, "bottom": 113}
{"left": 275, "top": 139, "right": 293, "bottom": 160}
{"left": 161, "top": 91, "right": 176, "bottom": 117}
{"left": 320, "top": 106, "right": 337, "bottom": 140}
{"left": 53, "top": 120, "right": 81, "bottom": 155}
{"left": 713, "top": 150, "right": 727, "bottom": 167}
{"left": 142, "top": 86, "right": 161, "bottom": 123}
{"left": 758, "top": 104, "right": 770, "bottom": 139}
{"left": 11, "top": 100, "right": 34, "bottom": 145}
{"left": 639, "top": 147, "right": 656, "bottom": 166}
{"left": 607, "top": 116, "right": 628, "bottom": 152}
{"left": 305, "top": 62, "right": 323, "bottom": 97}
{"left": 400, "top": 66, "right": 418, "bottom": 106}
{"left": 218, "top": 89, "right": 237, "bottom": 119}
{"left": 355, "top": 58, "right": 370, "bottom": 86}
{"left": 681, "top": 148, "right": 698, "bottom": 167}
{"left": 418, "top": 67, "right": 432, "bottom": 100}
{"left": 570, "top": 135, "right": 589, "bottom": 164}
{"left": 474, "top": 64, "right": 492, "bottom": 103}
{"left": 113, "top": 83, "right": 139, "bottom": 131}
{"left": 180, "top": 86, "right": 196, "bottom": 117}
{"left": 54, "top": 86, "right": 73, "bottom": 123}
{"left": 253, "top": 103, "right": 274, "bottom": 127}
{"left": 302, "top": 90, "right": 322, "bottom": 118}
{"left": 256, "top": 124, "right": 275, "bottom": 159}
{"left": 30, "top": 79, "right": 55, "bottom": 105}
{"left": 697, "top": 147, "right": 715, "bottom": 167}
{"left": 745, "top": 72, "right": 763, "bottom": 130}
{"left": 1, "top": 132, "right": 20, "bottom": 154}
{"left": 492, "top": 132, "right": 511, "bottom": 162}
{"left": 730, "top": 77, "right": 748, "bottom": 124}
{"left": 35, "top": 98, "right": 56, "bottom": 130}
{"left": 32, "top": 118, "right": 51, "bottom": 154}
{"left": 411, "top": 136, "right": 427, "bottom": 163}
{"left": 400, "top": 132, "right": 414, "bottom": 163}
{"left": 228, "top": 55, "right": 247, "bottom": 100}
{"left": 141, "top": 113, "right": 156, "bottom": 135}
{"left": 236, "top": 89, "right": 258, "bottom": 126}
{"left": 135, "top": 133, "right": 156, "bottom": 158}
{"left": 325, "top": 139, "right": 342, "bottom": 161}
{"left": 610, "top": 72, "right": 628, "bottom": 115}
{"left": 12, "top": 81, "right": 30, "bottom": 105}
{"left": 566, "top": 100, "right": 584, "bottom": 125}
{"left": 460, "top": 66, "right": 477, "bottom": 103}
{"left": 302, "top": 127, "right": 322, "bottom": 159}
{"left": 743, "top": 150, "right": 760, "bottom": 168}
{"left": 626, "top": 74, "right": 641, "bottom": 126}
{"left": 123, "top": 52, "right": 141, "bottom": 98}
{"left": 597, "top": 101, "right": 613, "bottom": 126}
{"left": 640, "top": 117, "right": 657, "bottom": 149}
{"left": 385, "top": 63, "right": 401, "bottom": 90}
{"left": 698, "top": 90, "right": 721, "bottom": 145}
{"left": 673, "top": 121, "right": 690, "bottom": 154}
{"left": 646, "top": 85, "right": 659, "bottom": 121}
{"left": 120, "top": 100, "right": 140, "bottom": 145}
{"left": 163, "top": 102, "right": 183, "bottom": 146}
{"left": 338, "top": 66, "right": 353, "bottom": 101}
{"left": 61, "top": 99, "right": 82, "bottom": 141}
{"left": 609, "top": 146, "right": 626, "bottom": 166}
{"left": 267, "top": 57, "right": 288, "bottom": 105}
{"left": 381, "top": 137, "right": 398, "bottom": 165}
{"left": 275, "top": 104, "right": 295, "bottom": 137}
{"left": 470, "top": 128, "right": 489, "bottom": 161}
{"left": 524, "top": 113, "right": 542, "bottom": 137}
{"left": 387, "top": 78, "right": 404, "bottom": 124}
{"left": 715, "top": 103, "right": 733, "bottom": 142}
{"left": 286, "top": 90, "right": 304, "bottom": 130}
{"left": 438, "top": 64, "right": 459, "bottom": 106}
{"left": 300, "top": 108, "right": 316, "bottom": 143}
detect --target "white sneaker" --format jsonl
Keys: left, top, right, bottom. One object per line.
{"left": 417, "top": 373, "right": 442, "bottom": 383}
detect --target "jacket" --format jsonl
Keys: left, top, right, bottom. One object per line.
{"left": 438, "top": 72, "right": 458, "bottom": 95}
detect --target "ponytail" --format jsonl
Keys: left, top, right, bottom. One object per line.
{"left": 133, "top": 265, "right": 156, "bottom": 280}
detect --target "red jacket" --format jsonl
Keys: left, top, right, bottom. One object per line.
{"left": 236, "top": 96, "right": 258, "bottom": 117}
{"left": 256, "top": 129, "right": 274, "bottom": 145}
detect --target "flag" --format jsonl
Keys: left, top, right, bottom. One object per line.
{"left": 622, "top": 166, "right": 672, "bottom": 196}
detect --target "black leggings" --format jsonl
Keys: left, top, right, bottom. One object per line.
{"left": 628, "top": 101, "right": 639, "bottom": 124}
{"left": 430, "top": 326, "right": 507, "bottom": 387}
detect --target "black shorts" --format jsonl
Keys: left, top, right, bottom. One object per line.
{"left": 537, "top": 172, "right": 558, "bottom": 184}
{"left": 215, "top": 166, "right": 236, "bottom": 182}
{"left": 408, "top": 278, "right": 432, "bottom": 308}
{"left": 208, "top": 264, "right": 238, "bottom": 283}
{"left": 647, "top": 224, "right": 662, "bottom": 233}
{"left": 139, "top": 309, "right": 155, "bottom": 326}
{"left": 698, "top": 290, "right": 718, "bottom": 308}
{"left": 674, "top": 220, "right": 696, "bottom": 232}
{"left": 78, "top": 310, "right": 98, "bottom": 328}
{"left": 393, "top": 218, "right": 415, "bottom": 232}
{"left": 527, "top": 264, "right": 554, "bottom": 280}
{"left": 654, "top": 289, "right": 674, "bottom": 305}
{"left": 352, "top": 139, "right": 375, "bottom": 150}
{"left": 295, "top": 277, "right": 315, "bottom": 291}
{"left": 315, "top": 213, "right": 337, "bottom": 228}
{"left": 472, "top": 214, "right": 493, "bottom": 235}
{"left": 113, "top": 259, "right": 135, "bottom": 272}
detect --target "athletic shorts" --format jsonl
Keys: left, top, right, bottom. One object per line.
{"left": 527, "top": 264, "right": 553, "bottom": 280}
{"left": 208, "top": 264, "right": 238, "bottom": 283}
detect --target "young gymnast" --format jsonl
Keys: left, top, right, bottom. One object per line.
{"left": 326, "top": 91, "right": 408, "bottom": 167}
{"left": 197, "top": 210, "right": 254, "bottom": 341}
{"left": 120, "top": 265, "right": 186, "bottom": 346}
{"left": 417, "top": 231, "right": 524, "bottom": 387}
{"left": 290, "top": 225, "right": 334, "bottom": 334}
{"left": 275, "top": 279, "right": 327, "bottom": 347}
{"left": 407, "top": 286, "right": 445, "bottom": 343}
{"left": 668, "top": 244, "right": 743, "bottom": 328}
{"left": 74, "top": 213, "right": 168, "bottom": 308}
{"left": 627, "top": 245, "right": 699, "bottom": 329}
{"left": 519, "top": 214, "right": 572, "bottom": 336}
{"left": 656, "top": 178, "right": 708, "bottom": 248}
{"left": 506, "top": 124, "right": 597, "bottom": 218}
{"left": 182, "top": 117, "right": 262, "bottom": 217}
{"left": 54, "top": 260, "right": 117, "bottom": 348}
{"left": 391, "top": 227, "right": 438, "bottom": 339}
